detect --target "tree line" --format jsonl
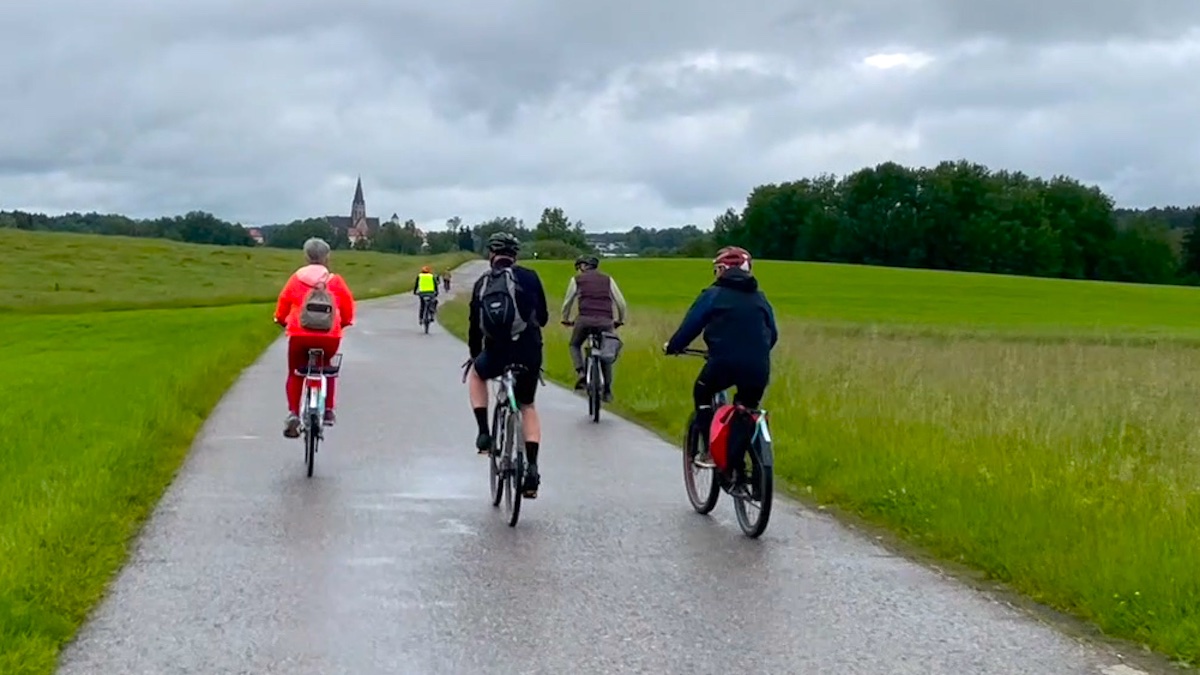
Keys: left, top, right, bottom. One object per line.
{"left": 711, "top": 160, "right": 1200, "bottom": 285}
{"left": 6, "top": 159, "right": 1200, "bottom": 285}
{"left": 0, "top": 209, "right": 258, "bottom": 246}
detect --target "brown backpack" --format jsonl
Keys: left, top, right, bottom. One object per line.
{"left": 298, "top": 272, "right": 335, "bottom": 331}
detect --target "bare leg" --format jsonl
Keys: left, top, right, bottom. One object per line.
{"left": 468, "top": 365, "right": 488, "bottom": 409}
{"left": 520, "top": 404, "right": 541, "bottom": 443}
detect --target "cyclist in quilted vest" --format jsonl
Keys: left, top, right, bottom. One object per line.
{"left": 561, "top": 255, "right": 627, "bottom": 401}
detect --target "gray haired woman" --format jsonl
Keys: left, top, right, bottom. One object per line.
{"left": 272, "top": 237, "right": 357, "bottom": 437}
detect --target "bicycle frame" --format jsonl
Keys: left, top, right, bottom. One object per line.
{"left": 496, "top": 369, "right": 519, "bottom": 412}
{"left": 683, "top": 349, "right": 772, "bottom": 470}
{"left": 298, "top": 349, "right": 341, "bottom": 430}
{"left": 301, "top": 350, "right": 328, "bottom": 423}
{"left": 583, "top": 331, "right": 605, "bottom": 389}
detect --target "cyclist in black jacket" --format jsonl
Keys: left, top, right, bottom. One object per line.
{"left": 466, "top": 232, "right": 549, "bottom": 497}
{"left": 664, "top": 246, "right": 778, "bottom": 468}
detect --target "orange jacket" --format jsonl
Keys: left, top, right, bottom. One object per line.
{"left": 274, "top": 264, "right": 356, "bottom": 338}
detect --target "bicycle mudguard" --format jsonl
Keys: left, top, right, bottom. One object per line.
{"left": 752, "top": 414, "right": 773, "bottom": 467}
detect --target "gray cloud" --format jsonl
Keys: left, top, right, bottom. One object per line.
{"left": 1, "top": 1, "right": 1199, "bottom": 231}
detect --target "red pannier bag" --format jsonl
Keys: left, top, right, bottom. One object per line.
{"left": 708, "top": 404, "right": 757, "bottom": 473}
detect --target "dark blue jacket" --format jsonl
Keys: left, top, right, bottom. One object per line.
{"left": 468, "top": 262, "right": 548, "bottom": 357}
{"left": 665, "top": 270, "right": 778, "bottom": 367}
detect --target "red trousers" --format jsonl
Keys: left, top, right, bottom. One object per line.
{"left": 287, "top": 335, "right": 341, "bottom": 415}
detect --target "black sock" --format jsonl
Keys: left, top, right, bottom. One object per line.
{"left": 525, "top": 441, "right": 539, "bottom": 465}
{"left": 473, "top": 407, "right": 489, "bottom": 435}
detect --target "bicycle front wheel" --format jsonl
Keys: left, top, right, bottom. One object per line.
{"left": 733, "top": 443, "right": 773, "bottom": 538}
{"left": 682, "top": 413, "right": 720, "bottom": 514}
{"left": 588, "top": 357, "right": 602, "bottom": 423}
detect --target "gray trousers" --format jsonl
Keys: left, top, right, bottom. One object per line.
{"left": 569, "top": 316, "right": 615, "bottom": 390}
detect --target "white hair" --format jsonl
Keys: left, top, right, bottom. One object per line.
{"left": 303, "top": 237, "right": 331, "bottom": 264}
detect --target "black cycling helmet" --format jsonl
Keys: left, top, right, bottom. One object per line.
{"left": 487, "top": 231, "right": 520, "bottom": 256}
{"left": 575, "top": 254, "right": 600, "bottom": 269}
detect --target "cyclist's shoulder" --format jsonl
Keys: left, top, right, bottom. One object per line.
{"left": 510, "top": 264, "right": 543, "bottom": 284}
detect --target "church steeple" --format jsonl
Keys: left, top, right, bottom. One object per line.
{"left": 351, "top": 176, "right": 366, "bottom": 223}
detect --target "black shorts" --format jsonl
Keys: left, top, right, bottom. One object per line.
{"left": 473, "top": 342, "right": 543, "bottom": 406}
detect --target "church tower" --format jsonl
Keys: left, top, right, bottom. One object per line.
{"left": 348, "top": 176, "right": 369, "bottom": 245}
{"left": 351, "top": 176, "right": 366, "bottom": 228}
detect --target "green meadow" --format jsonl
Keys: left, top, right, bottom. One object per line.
{"left": 441, "top": 257, "right": 1200, "bottom": 665}
{"left": 0, "top": 229, "right": 472, "bottom": 675}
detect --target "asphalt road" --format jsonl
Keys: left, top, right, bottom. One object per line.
{"left": 57, "top": 261, "right": 1152, "bottom": 675}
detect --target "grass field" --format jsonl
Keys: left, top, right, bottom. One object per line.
{"left": 441, "top": 257, "right": 1200, "bottom": 665}
{"left": 0, "top": 229, "right": 473, "bottom": 675}
{"left": 1, "top": 228, "right": 464, "bottom": 312}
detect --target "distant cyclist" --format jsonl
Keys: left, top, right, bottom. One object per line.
{"left": 413, "top": 265, "right": 439, "bottom": 324}
{"left": 465, "top": 232, "right": 549, "bottom": 497}
{"left": 561, "top": 254, "right": 627, "bottom": 401}
{"left": 663, "top": 246, "right": 777, "bottom": 468}
{"left": 442, "top": 269, "right": 452, "bottom": 292}
{"left": 273, "top": 237, "right": 356, "bottom": 438}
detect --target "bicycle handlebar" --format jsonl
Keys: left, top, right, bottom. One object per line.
{"left": 664, "top": 347, "right": 708, "bottom": 357}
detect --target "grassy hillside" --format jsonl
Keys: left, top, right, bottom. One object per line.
{"left": 441, "top": 257, "right": 1200, "bottom": 665}
{"left": 532, "top": 258, "right": 1200, "bottom": 339}
{"left": 0, "top": 229, "right": 474, "bottom": 675}
{"left": 2, "top": 228, "right": 467, "bottom": 312}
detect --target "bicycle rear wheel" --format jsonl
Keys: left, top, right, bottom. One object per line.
{"left": 305, "top": 411, "right": 319, "bottom": 477}
{"left": 588, "top": 356, "right": 601, "bottom": 423}
{"left": 733, "top": 442, "right": 773, "bottom": 538}
{"left": 682, "top": 412, "right": 720, "bottom": 513}
{"left": 504, "top": 412, "right": 524, "bottom": 527}
{"left": 489, "top": 405, "right": 505, "bottom": 507}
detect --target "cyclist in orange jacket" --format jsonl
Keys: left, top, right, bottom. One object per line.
{"left": 273, "top": 237, "right": 356, "bottom": 437}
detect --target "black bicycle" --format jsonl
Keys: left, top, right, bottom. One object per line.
{"left": 671, "top": 347, "right": 774, "bottom": 538}
{"left": 564, "top": 322, "right": 606, "bottom": 422}
{"left": 421, "top": 296, "right": 438, "bottom": 334}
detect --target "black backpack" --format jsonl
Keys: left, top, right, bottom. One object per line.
{"left": 476, "top": 267, "right": 527, "bottom": 341}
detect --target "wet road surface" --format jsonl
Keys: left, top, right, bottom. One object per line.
{"left": 57, "top": 262, "right": 1151, "bottom": 674}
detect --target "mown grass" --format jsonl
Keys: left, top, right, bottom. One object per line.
{"left": 441, "top": 258, "right": 1200, "bottom": 665}
{"left": 0, "top": 229, "right": 474, "bottom": 675}
{"left": 1, "top": 228, "right": 472, "bottom": 312}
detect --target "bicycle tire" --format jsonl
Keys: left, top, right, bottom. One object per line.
{"left": 489, "top": 405, "right": 505, "bottom": 507}
{"left": 589, "top": 356, "right": 601, "bottom": 423}
{"left": 305, "top": 412, "right": 319, "bottom": 477}
{"left": 682, "top": 412, "right": 720, "bottom": 513}
{"left": 505, "top": 412, "right": 524, "bottom": 527}
{"left": 733, "top": 442, "right": 773, "bottom": 538}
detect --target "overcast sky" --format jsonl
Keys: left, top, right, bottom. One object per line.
{"left": 3, "top": 2, "right": 1199, "bottom": 230}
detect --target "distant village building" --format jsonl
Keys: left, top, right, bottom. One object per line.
{"left": 325, "top": 176, "right": 379, "bottom": 246}
{"left": 247, "top": 228, "right": 265, "bottom": 245}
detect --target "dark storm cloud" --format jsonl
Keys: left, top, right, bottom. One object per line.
{"left": 1, "top": 1, "right": 1198, "bottom": 228}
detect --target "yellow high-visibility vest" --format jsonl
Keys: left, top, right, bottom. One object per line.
{"left": 418, "top": 272, "right": 436, "bottom": 293}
